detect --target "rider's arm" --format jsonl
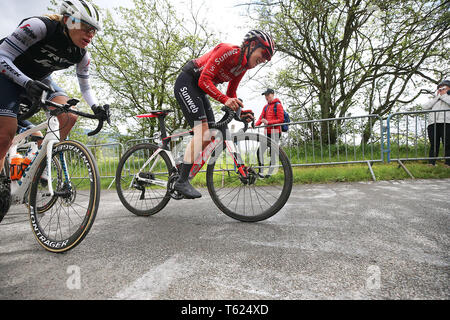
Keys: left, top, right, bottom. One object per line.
{"left": 226, "top": 71, "right": 245, "bottom": 100}
{"left": 0, "top": 18, "right": 47, "bottom": 87}
{"left": 197, "top": 45, "right": 238, "bottom": 105}
{"left": 76, "top": 51, "right": 99, "bottom": 107}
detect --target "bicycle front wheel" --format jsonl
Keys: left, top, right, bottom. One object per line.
{"left": 116, "top": 143, "right": 173, "bottom": 216}
{"left": 206, "top": 132, "right": 293, "bottom": 222}
{"left": 28, "top": 140, "right": 100, "bottom": 253}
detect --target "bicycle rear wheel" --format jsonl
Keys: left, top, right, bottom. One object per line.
{"left": 115, "top": 143, "right": 173, "bottom": 216}
{"left": 28, "top": 140, "right": 100, "bottom": 253}
{"left": 206, "top": 132, "right": 293, "bottom": 222}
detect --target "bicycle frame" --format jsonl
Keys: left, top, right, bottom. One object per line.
{"left": 8, "top": 115, "right": 61, "bottom": 205}
{"left": 134, "top": 127, "right": 248, "bottom": 188}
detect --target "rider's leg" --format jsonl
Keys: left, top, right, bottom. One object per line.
{"left": 0, "top": 116, "right": 15, "bottom": 216}
{"left": 0, "top": 116, "right": 18, "bottom": 172}
{"left": 173, "top": 71, "right": 215, "bottom": 199}
{"left": 50, "top": 95, "right": 78, "bottom": 141}
{"left": 183, "top": 120, "right": 211, "bottom": 163}
{"left": 0, "top": 74, "right": 22, "bottom": 172}
{"left": 45, "top": 77, "right": 77, "bottom": 141}
{"left": 175, "top": 121, "right": 210, "bottom": 199}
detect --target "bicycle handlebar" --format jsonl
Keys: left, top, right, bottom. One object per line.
{"left": 45, "top": 99, "right": 106, "bottom": 136}
{"left": 209, "top": 106, "right": 255, "bottom": 132}
{"left": 18, "top": 82, "right": 106, "bottom": 136}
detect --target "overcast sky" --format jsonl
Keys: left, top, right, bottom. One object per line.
{"left": 0, "top": 0, "right": 271, "bottom": 117}
{"left": 0, "top": 0, "right": 249, "bottom": 43}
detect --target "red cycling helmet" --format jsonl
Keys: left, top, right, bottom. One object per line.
{"left": 243, "top": 30, "right": 275, "bottom": 61}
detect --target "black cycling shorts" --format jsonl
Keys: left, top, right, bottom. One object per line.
{"left": 0, "top": 74, "right": 68, "bottom": 119}
{"left": 174, "top": 70, "right": 215, "bottom": 128}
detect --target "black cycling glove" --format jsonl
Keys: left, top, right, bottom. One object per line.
{"left": 91, "top": 104, "right": 111, "bottom": 125}
{"left": 24, "top": 80, "right": 52, "bottom": 100}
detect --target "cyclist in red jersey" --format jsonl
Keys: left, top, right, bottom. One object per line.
{"left": 173, "top": 30, "right": 275, "bottom": 199}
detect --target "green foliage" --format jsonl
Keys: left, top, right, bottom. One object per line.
{"left": 90, "top": 0, "right": 216, "bottom": 140}
{"left": 248, "top": 0, "right": 449, "bottom": 143}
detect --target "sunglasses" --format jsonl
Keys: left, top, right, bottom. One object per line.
{"left": 262, "top": 48, "right": 272, "bottom": 61}
{"left": 69, "top": 17, "right": 98, "bottom": 35}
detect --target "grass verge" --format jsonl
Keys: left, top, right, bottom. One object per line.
{"left": 292, "top": 161, "right": 450, "bottom": 184}
{"left": 101, "top": 161, "right": 450, "bottom": 190}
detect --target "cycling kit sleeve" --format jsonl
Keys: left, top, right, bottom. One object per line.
{"left": 76, "top": 52, "right": 98, "bottom": 107}
{"left": 0, "top": 17, "right": 47, "bottom": 87}
{"left": 196, "top": 44, "right": 247, "bottom": 105}
{"left": 0, "top": 17, "right": 98, "bottom": 107}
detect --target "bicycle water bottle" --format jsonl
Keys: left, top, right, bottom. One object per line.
{"left": 10, "top": 153, "right": 25, "bottom": 181}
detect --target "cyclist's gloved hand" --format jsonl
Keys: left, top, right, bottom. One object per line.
{"left": 240, "top": 109, "right": 255, "bottom": 123}
{"left": 91, "top": 104, "right": 111, "bottom": 125}
{"left": 24, "top": 80, "right": 52, "bottom": 101}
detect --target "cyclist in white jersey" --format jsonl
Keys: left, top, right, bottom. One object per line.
{"left": 0, "top": 0, "right": 109, "bottom": 174}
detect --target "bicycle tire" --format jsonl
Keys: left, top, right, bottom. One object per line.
{"left": 116, "top": 143, "right": 173, "bottom": 216}
{"left": 28, "top": 140, "right": 100, "bottom": 253}
{"left": 206, "top": 132, "right": 293, "bottom": 222}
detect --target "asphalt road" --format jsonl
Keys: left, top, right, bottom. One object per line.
{"left": 0, "top": 179, "right": 449, "bottom": 300}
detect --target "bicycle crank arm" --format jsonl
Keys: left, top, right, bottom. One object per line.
{"left": 135, "top": 176, "right": 168, "bottom": 188}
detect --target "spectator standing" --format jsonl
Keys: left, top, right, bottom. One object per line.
{"left": 423, "top": 80, "right": 450, "bottom": 167}
{"left": 255, "top": 88, "right": 285, "bottom": 140}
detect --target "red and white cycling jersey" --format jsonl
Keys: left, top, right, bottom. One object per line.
{"left": 192, "top": 43, "right": 248, "bottom": 105}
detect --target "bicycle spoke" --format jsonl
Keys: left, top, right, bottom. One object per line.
{"left": 29, "top": 140, "right": 100, "bottom": 252}
{"left": 207, "top": 132, "right": 293, "bottom": 222}
{"left": 116, "top": 143, "right": 172, "bottom": 216}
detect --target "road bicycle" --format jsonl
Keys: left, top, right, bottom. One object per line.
{"left": 115, "top": 107, "right": 293, "bottom": 222}
{"left": 0, "top": 88, "right": 107, "bottom": 252}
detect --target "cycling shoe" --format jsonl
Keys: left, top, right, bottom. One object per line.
{"left": 173, "top": 179, "right": 202, "bottom": 199}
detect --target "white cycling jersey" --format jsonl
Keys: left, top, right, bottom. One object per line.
{"left": 0, "top": 16, "right": 98, "bottom": 106}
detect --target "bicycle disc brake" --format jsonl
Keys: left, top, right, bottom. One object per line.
{"left": 239, "top": 166, "right": 258, "bottom": 185}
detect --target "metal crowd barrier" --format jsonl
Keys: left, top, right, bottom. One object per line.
{"left": 86, "top": 142, "right": 124, "bottom": 189}
{"left": 249, "top": 115, "right": 384, "bottom": 180}
{"left": 84, "top": 110, "right": 449, "bottom": 185}
{"left": 386, "top": 109, "right": 449, "bottom": 177}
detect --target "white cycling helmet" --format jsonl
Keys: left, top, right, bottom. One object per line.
{"left": 60, "top": 0, "right": 101, "bottom": 31}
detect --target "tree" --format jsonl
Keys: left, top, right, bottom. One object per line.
{"left": 90, "top": 0, "right": 216, "bottom": 142}
{"left": 247, "top": 0, "right": 450, "bottom": 143}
